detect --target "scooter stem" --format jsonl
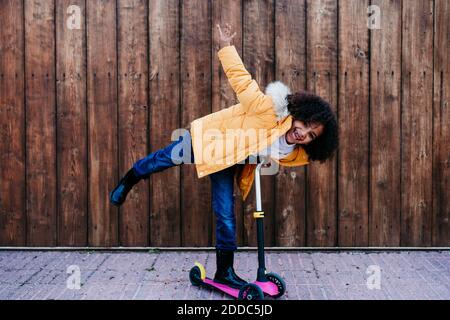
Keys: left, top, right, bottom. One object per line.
{"left": 255, "top": 159, "right": 267, "bottom": 282}
{"left": 255, "top": 161, "right": 264, "bottom": 212}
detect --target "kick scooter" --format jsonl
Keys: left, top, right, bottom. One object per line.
{"left": 189, "top": 158, "right": 286, "bottom": 300}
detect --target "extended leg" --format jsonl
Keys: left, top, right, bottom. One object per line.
{"left": 110, "top": 130, "right": 193, "bottom": 206}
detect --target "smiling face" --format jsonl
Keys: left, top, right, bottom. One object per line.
{"left": 285, "top": 120, "right": 324, "bottom": 145}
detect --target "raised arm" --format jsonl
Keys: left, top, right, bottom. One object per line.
{"left": 216, "top": 24, "right": 272, "bottom": 115}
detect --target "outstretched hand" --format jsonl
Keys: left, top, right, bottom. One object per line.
{"left": 216, "top": 23, "right": 236, "bottom": 47}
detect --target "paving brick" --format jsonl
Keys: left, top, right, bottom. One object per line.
{"left": 0, "top": 285, "right": 21, "bottom": 299}
{"left": 40, "top": 284, "right": 69, "bottom": 300}
{"left": 49, "top": 285, "right": 88, "bottom": 300}
{"left": 319, "top": 285, "right": 338, "bottom": 300}
{"left": 278, "top": 270, "right": 295, "bottom": 285}
{"left": 291, "top": 270, "right": 310, "bottom": 285}
{"left": 298, "top": 253, "right": 315, "bottom": 271}
{"left": 294, "top": 285, "right": 311, "bottom": 300}
{"left": 308, "top": 285, "right": 329, "bottom": 300}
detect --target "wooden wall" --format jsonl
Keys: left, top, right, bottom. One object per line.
{"left": 0, "top": 0, "right": 449, "bottom": 247}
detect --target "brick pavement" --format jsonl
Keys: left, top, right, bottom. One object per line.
{"left": 0, "top": 250, "right": 449, "bottom": 300}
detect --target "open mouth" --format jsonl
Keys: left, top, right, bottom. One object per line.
{"left": 293, "top": 129, "right": 302, "bottom": 141}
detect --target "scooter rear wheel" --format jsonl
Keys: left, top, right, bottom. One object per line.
{"left": 266, "top": 272, "right": 286, "bottom": 298}
{"left": 238, "top": 283, "right": 264, "bottom": 300}
{"left": 189, "top": 266, "right": 203, "bottom": 286}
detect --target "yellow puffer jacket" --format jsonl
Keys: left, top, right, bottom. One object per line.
{"left": 189, "top": 45, "right": 310, "bottom": 201}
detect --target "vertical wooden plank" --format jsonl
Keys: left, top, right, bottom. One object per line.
{"left": 56, "top": 0, "right": 87, "bottom": 246}
{"left": 87, "top": 0, "right": 118, "bottom": 246}
{"left": 180, "top": 0, "right": 212, "bottom": 246}
{"left": 25, "top": 0, "right": 57, "bottom": 246}
{"left": 306, "top": 0, "right": 338, "bottom": 247}
{"left": 337, "top": 0, "right": 369, "bottom": 246}
{"left": 370, "top": 0, "right": 402, "bottom": 246}
{"left": 211, "top": 0, "right": 244, "bottom": 247}
{"left": 242, "top": 0, "right": 276, "bottom": 247}
{"left": 432, "top": 0, "right": 450, "bottom": 246}
{"left": 0, "top": 0, "right": 26, "bottom": 246}
{"left": 401, "top": 0, "right": 433, "bottom": 246}
{"left": 117, "top": 0, "right": 149, "bottom": 246}
{"left": 274, "top": 0, "right": 307, "bottom": 246}
{"left": 149, "top": 0, "right": 181, "bottom": 246}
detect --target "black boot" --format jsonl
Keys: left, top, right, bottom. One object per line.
{"left": 109, "top": 167, "right": 141, "bottom": 207}
{"left": 213, "top": 249, "right": 248, "bottom": 289}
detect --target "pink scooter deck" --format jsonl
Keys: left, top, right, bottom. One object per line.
{"left": 203, "top": 278, "right": 279, "bottom": 298}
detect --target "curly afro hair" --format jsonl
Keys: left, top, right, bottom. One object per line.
{"left": 286, "top": 90, "right": 338, "bottom": 163}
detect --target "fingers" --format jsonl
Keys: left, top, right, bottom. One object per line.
{"left": 216, "top": 23, "right": 234, "bottom": 35}
{"left": 216, "top": 24, "right": 222, "bottom": 35}
{"left": 223, "top": 24, "right": 229, "bottom": 35}
{"left": 226, "top": 24, "right": 233, "bottom": 36}
{"left": 216, "top": 23, "right": 236, "bottom": 43}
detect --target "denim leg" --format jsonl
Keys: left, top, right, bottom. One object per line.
{"left": 133, "top": 130, "right": 194, "bottom": 179}
{"left": 210, "top": 165, "right": 237, "bottom": 251}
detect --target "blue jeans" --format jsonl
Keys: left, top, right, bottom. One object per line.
{"left": 133, "top": 131, "right": 237, "bottom": 251}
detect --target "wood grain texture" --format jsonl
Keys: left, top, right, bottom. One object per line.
{"left": 401, "top": 0, "right": 433, "bottom": 246}
{"left": 180, "top": 0, "right": 212, "bottom": 246}
{"left": 211, "top": 0, "right": 244, "bottom": 247}
{"left": 25, "top": 0, "right": 57, "bottom": 246}
{"left": 274, "top": 0, "right": 307, "bottom": 246}
{"left": 87, "top": 0, "right": 118, "bottom": 246}
{"left": 117, "top": 0, "right": 149, "bottom": 246}
{"left": 305, "top": 0, "right": 338, "bottom": 246}
{"left": 432, "top": 0, "right": 450, "bottom": 246}
{"left": 338, "top": 0, "right": 369, "bottom": 246}
{"left": 56, "top": 0, "right": 87, "bottom": 246}
{"left": 0, "top": 0, "right": 448, "bottom": 247}
{"left": 242, "top": 0, "right": 276, "bottom": 247}
{"left": 370, "top": 0, "right": 402, "bottom": 246}
{"left": 149, "top": 0, "right": 181, "bottom": 246}
{"left": 0, "top": 0, "right": 26, "bottom": 245}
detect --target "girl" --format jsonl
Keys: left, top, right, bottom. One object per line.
{"left": 110, "top": 23, "right": 338, "bottom": 289}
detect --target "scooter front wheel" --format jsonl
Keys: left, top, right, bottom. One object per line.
{"left": 266, "top": 272, "right": 286, "bottom": 298}
{"left": 238, "top": 283, "right": 264, "bottom": 300}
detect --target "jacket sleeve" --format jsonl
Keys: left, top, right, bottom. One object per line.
{"left": 217, "top": 45, "right": 272, "bottom": 115}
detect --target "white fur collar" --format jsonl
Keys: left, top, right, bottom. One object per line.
{"left": 265, "top": 81, "right": 291, "bottom": 120}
